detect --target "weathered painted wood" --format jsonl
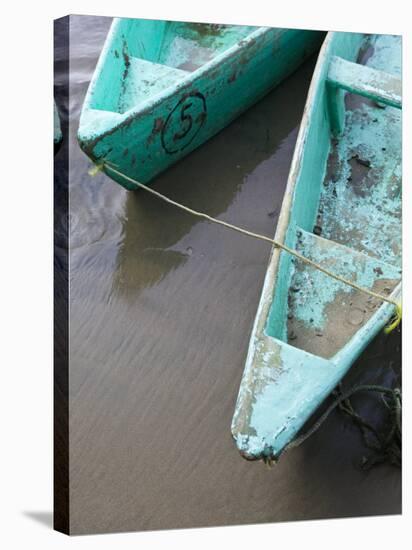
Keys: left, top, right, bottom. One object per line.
{"left": 78, "top": 19, "right": 323, "bottom": 188}
{"left": 327, "top": 55, "right": 401, "bottom": 135}
{"left": 231, "top": 32, "right": 402, "bottom": 461}
{"left": 326, "top": 81, "right": 346, "bottom": 136}
{"left": 328, "top": 55, "right": 402, "bottom": 108}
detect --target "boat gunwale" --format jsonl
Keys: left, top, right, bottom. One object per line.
{"left": 242, "top": 34, "right": 335, "bottom": 353}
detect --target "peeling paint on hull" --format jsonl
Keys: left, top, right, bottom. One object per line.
{"left": 77, "top": 18, "right": 323, "bottom": 188}
{"left": 231, "top": 32, "right": 402, "bottom": 462}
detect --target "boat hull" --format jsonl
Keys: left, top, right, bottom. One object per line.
{"left": 78, "top": 20, "right": 323, "bottom": 188}
{"left": 231, "top": 31, "right": 402, "bottom": 461}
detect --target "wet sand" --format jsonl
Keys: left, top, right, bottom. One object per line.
{"left": 54, "top": 16, "right": 401, "bottom": 535}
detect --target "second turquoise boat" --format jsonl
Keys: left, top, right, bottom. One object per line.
{"left": 78, "top": 18, "right": 322, "bottom": 188}
{"left": 231, "top": 31, "right": 402, "bottom": 462}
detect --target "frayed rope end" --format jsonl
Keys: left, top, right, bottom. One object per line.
{"left": 384, "top": 303, "right": 402, "bottom": 334}
{"left": 88, "top": 161, "right": 105, "bottom": 177}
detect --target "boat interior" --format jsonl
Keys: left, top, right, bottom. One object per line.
{"left": 89, "top": 19, "right": 257, "bottom": 114}
{"left": 265, "top": 33, "right": 402, "bottom": 359}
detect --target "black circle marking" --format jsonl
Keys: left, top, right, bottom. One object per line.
{"left": 161, "top": 92, "right": 207, "bottom": 154}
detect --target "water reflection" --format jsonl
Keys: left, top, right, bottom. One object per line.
{"left": 113, "top": 78, "right": 306, "bottom": 299}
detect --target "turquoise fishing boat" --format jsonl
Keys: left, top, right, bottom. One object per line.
{"left": 78, "top": 18, "right": 322, "bottom": 188}
{"left": 54, "top": 100, "right": 62, "bottom": 152}
{"left": 231, "top": 32, "right": 402, "bottom": 461}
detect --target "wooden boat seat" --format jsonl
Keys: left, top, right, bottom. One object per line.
{"left": 282, "top": 227, "right": 401, "bottom": 358}
{"left": 118, "top": 58, "right": 189, "bottom": 113}
{"left": 80, "top": 59, "right": 191, "bottom": 128}
{"left": 326, "top": 55, "right": 402, "bottom": 135}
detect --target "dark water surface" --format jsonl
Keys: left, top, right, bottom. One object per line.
{"left": 54, "top": 16, "right": 401, "bottom": 535}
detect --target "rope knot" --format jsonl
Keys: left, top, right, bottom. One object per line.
{"left": 384, "top": 303, "right": 402, "bottom": 334}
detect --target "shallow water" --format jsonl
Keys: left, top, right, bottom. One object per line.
{"left": 54, "top": 16, "right": 401, "bottom": 535}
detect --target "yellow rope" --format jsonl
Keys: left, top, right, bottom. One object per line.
{"left": 94, "top": 161, "right": 402, "bottom": 333}
{"left": 384, "top": 304, "right": 402, "bottom": 334}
